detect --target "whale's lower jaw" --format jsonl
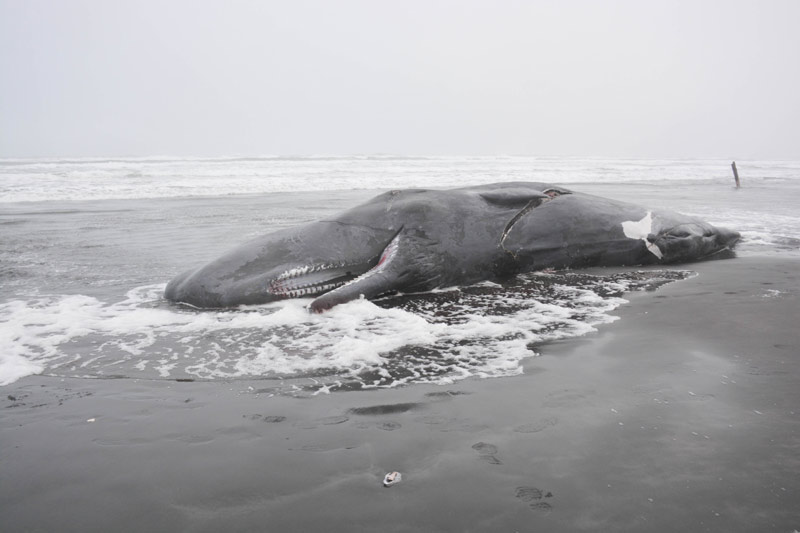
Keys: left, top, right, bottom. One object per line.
{"left": 308, "top": 232, "right": 403, "bottom": 313}
{"left": 267, "top": 260, "right": 376, "bottom": 299}
{"left": 164, "top": 256, "right": 383, "bottom": 308}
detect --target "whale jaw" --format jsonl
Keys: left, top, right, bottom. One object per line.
{"left": 165, "top": 259, "right": 378, "bottom": 308}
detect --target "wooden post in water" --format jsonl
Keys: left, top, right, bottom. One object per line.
{"left": 731, "top": 161, "right": 741, "bottom": 188}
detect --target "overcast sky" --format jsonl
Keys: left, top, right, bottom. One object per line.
{"left": 1, "top": 0, "right": 798, "bottom": 158}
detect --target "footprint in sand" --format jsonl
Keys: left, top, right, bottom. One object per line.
{"left": 295, "top": 415, "right": 350, "bottom": 429}
{"left": 515, "top": 486, "right": 554, "bottom": 514}
{"left": 471, "top": 441, "right": 502, "bottom": 465}
{"left": 348, "top": 403, "right": 423, "bottom": 416}
{"left": 5, "top": 393, "right": 29, "bottom": 408}
{"left": 243, "top": 414, "right": 287, "bottom": 423}
{"left": 289, "top": 443, "right": 359, "bottom": 452}
{"left": 542, "top": 389, "right": 594, "bottom": 408}
{"left": 176, "top": 435, "right": 215, "bottom": 444}
{"left": 514, "top": 416, "right": 558, "bottom": 433}
{"left": 354, "top": 421, "right": 403, "bottom": 431}
{"left": 424, "top": 391, "right": 472, "bottom": 399}
{"left": 416, "top": 415, "right": 487, "bottom": 433}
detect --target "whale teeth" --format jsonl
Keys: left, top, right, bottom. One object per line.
{"left": 275, "top": 262, "right": 358, "bottom": 283}
{"left": 268, "top": 276, "right": 350, "bottom": 299}
{"left": 276, "top": 266, "right": 311, "bottom": 281}
{"left": 268, "top": 260, "right": 372, "bottom": 299}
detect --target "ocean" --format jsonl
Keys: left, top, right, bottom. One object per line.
{"left": 2, "top": 156, "right": 799, "bottom": 389}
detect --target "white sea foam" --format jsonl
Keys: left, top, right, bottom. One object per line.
{"left": 0, "top": 272, "right": 653, "bottom": 389}
{"left": 2, "top": 156, "right": 798, "bottom": 203}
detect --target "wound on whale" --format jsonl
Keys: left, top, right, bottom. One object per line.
{"left": 164, "top": 182, "right": 740, "bottom": 312}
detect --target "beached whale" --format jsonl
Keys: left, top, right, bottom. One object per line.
{"left": 164, "top": 182, "right": 739, "bottom": 311}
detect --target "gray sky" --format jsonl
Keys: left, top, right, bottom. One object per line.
{"left": 1, "top": 0, "right": 798, "bottom": 158}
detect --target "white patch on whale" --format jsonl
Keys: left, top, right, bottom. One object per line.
{"left": 621, "top": 211, "right": 663, "bottom": 259}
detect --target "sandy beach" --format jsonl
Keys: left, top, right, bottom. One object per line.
{"left": 2, "top": 256, "right": 798, "bottom": 532}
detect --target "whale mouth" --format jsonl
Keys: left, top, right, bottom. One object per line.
{"left": 268, "top": 227, "right": 405, "bottom": 303}
{"left": 268, "top": 260, "right": 378, "bottom": 298}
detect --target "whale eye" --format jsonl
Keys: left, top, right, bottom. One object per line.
{"left": 665, "top": 228, "right": 692, "bottom": 238}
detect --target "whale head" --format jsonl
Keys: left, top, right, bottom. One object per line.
{"left": 164, "top": 221, "right": 398, "bottom": 308}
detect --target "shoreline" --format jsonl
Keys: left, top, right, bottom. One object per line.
{"left": 2, "top": 256, "right": 798, "bottom": 532}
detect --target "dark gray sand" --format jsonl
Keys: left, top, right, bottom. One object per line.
{"left": 2, "top": 257, "right": 799, "bottom": 532}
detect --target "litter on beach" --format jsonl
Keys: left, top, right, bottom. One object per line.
{"left": 383, "top": 471, "right": 402, "bottom": 487}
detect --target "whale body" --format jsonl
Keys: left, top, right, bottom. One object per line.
{"left": 164, "top": 182, "right": 740, "bottom": 311}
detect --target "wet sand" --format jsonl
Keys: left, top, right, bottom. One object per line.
{"left": 2, "top": 257, "right": 799, "bottom": 532}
